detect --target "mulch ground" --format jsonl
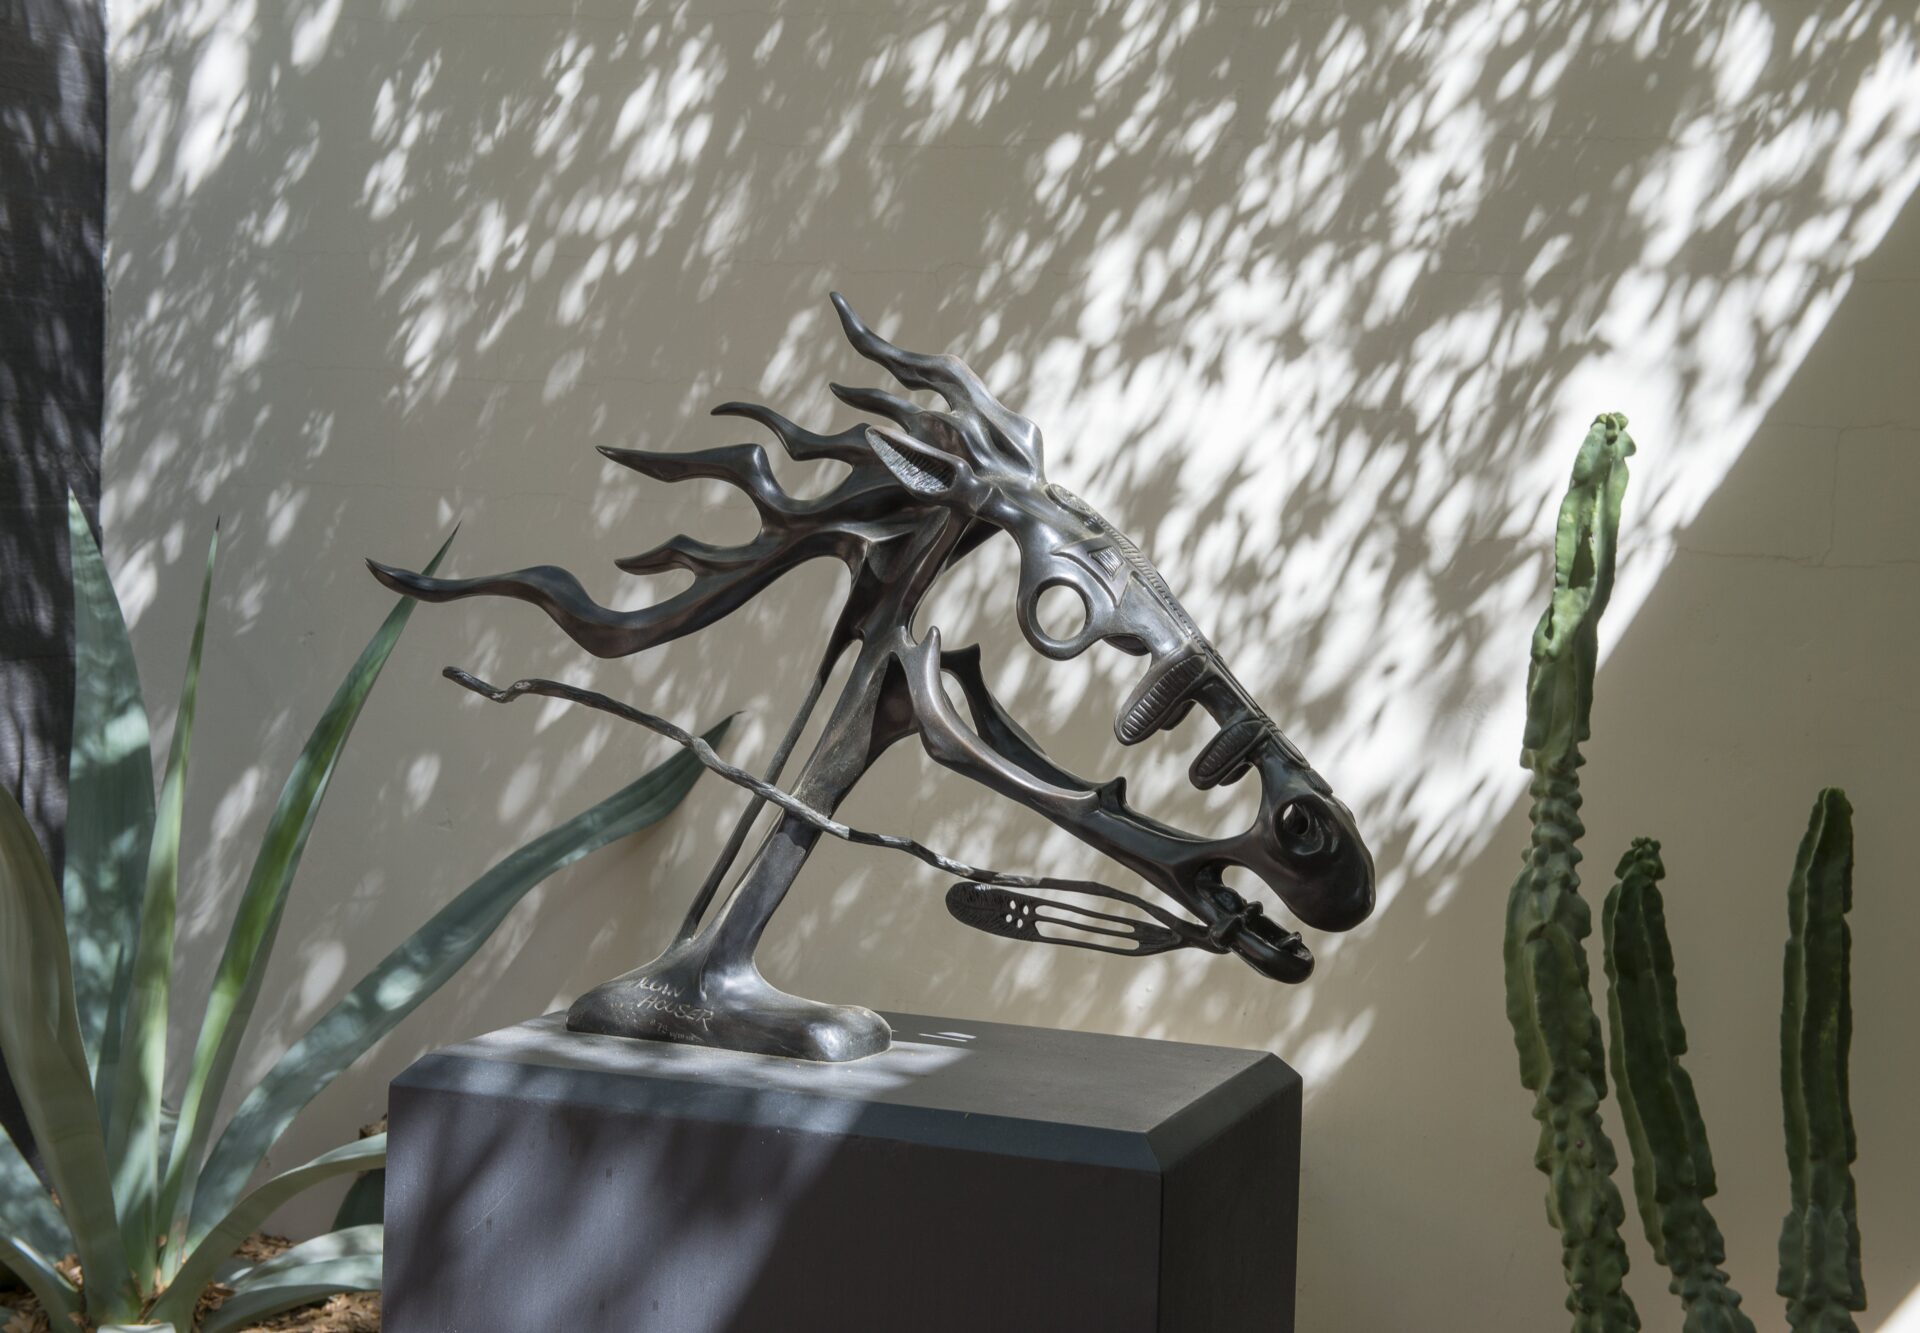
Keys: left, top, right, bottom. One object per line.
{"left": 0, "top": 1234, "right": 380, "bottom": 1332}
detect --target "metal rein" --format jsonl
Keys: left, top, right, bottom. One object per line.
{"left": 441, "top": 666, "right": 1219, "bottom": 959}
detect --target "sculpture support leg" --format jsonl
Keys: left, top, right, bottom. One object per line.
{"left": 566, "top": 647, "right": 896, "bottom": 1061}
{"left": 674, "top": 639, "right": 841, "bottom": 944}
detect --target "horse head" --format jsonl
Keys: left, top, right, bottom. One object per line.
{"left": 826, "top": 296, "right": 1375, "bottom": 983}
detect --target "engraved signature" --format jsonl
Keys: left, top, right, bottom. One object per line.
{"left": 627, "top": 987, "right": 714, "bottom": 1031}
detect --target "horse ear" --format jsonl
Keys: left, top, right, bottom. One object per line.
{"left": 833, "top": 292, "right": 1045, "bottom": 481}
{"left": 864, "top": 424, "right": 980, "bottom": 502}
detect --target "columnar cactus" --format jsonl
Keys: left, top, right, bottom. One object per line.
{"left": 1602, "top": 838, "right": 1754, "bottom": 1333}
{"left": 1778, "top": 789, "right": 1864, "bottom": 1333}
{"left": 1509, "top": 416, "right": 1868, "bottom": 1333}
{"left": 1503, "top": 413, "right": 1640, "bottom": 1331}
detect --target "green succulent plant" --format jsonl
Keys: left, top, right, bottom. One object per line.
{"left": 1504, "top": 413, "right": 1640, "bottom": 1332}
{"left": 1505, "top": 418, "right": 1864, "bottom": 1333}
{"left": 0, "top": 498, "right": 726, "bottom": 1331}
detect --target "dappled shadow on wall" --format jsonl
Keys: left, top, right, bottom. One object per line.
{"left": 2, "top": 0, "right": 110, "bottom": 1169}
{"left": 103, "top": 0, "right": 1919, "bottom": 1324}
{"left": 1, "top": 0, "right": 107, "bottom": 870}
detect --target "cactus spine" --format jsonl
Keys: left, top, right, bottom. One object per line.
{"left": 1778, "top": 789, "right": 1864, "bottom": 1333}
{"left": 1504, "top": 413, "right": 1639, "bottom": 1332}
{"left": 1602, "top": 838, "right": 1755, "bottom": 1333}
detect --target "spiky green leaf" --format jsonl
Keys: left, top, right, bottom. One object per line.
{"left": 189, "top": 718, "right": 725, "bottom": 1242}
{"left": 157, "top": 529, "right": 454, "bottom": 1268}
{"left": 147, "top": 1136, "right": 385, "bottom": 1329}
{"left": 201, "top": 1252, "right": 382, "bottom": 1333}
{"left": 0, "top": 1231, "right": 80, "bottom": 1324}
{"left": 219, "top": 1223, "right": 379, "bottom": 1291}
{"left": 105, "top": 521, "right": 217, "bottom": 1279}
{"left": 61, "top": 494, "right": 156, "bottom": 1088}
{"left": 328, "top": 1168, "right": 384, "bottom": 1231}
{"left": 1, "top": 1121, "right": 70, "bottom": 1266}
{"left": 0, "top": 786, "right": 140, "bottom": 1319}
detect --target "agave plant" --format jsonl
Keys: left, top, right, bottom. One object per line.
{"left": 0, "top": 498, "right": 725, "bottom": 1331}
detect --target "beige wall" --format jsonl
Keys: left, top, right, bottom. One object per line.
{"left": 105, "top": 1, "right": 1920, "bottom": 1327}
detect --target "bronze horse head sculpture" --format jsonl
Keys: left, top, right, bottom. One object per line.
{"left": 370, "top": 294, "right": 1375, "bottom": 1060}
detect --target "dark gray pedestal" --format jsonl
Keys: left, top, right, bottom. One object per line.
{"left": 384, "top": 1012, "right": 1300, "bottom": 1332}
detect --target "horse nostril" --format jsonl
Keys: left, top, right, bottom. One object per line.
{"left": 1275, "top": 798, "right": 1330, "bottom": 860}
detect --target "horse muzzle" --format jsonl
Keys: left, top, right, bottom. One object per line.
{"left": 1114, "top": 642, "right": 1377, "bottom": 942}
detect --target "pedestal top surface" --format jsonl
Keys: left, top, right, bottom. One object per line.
{"left": 401, "top": 1011, "right": 1294, "bottom": 1163}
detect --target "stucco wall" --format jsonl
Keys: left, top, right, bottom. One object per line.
{"left": 106, "top": 2, "right": 1920, "bottom": 1327}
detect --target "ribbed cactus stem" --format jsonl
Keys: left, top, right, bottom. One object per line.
{"left": 1603, "top": 838, "right": 1755, "bottom": 1333}
{"left": 1779, "top": 788, "right": 1864, "bottom": 1333}
{"left": 1504, "top": 413, "right": 1640, "bottom": 1332}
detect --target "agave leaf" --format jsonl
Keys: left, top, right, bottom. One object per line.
{"left": 1, "top": 1122, "right": 70, "bottom": 1265}
{"left": 220, "top": 1223, "right": 380, "bottom": 1290}
{"left": 0, "top": 1232, "right": 80, "bottom": 1324}
{"left": 62, "top": 495, "right": 157, "bottom": 1091}
{"left": 189, "top": 720, "right": 726, "bottom": 1241}
{"left": 158, "top": 529, "right": 454, "bottom": 1265}
{"left": 147, "top": 1135, "right": 385, "bottom": 1329}
{"left": 328, "top": 1168, "right": 384, "bottom": 1230}
{"left": 0, "top": 786, "right": 140, "bottom": 1319}
{"left": 200, "top": 1252, "right": 382, "bottom": 1333}
{"left": 105, "top": 521, "right": 217, "bottom": 1276}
